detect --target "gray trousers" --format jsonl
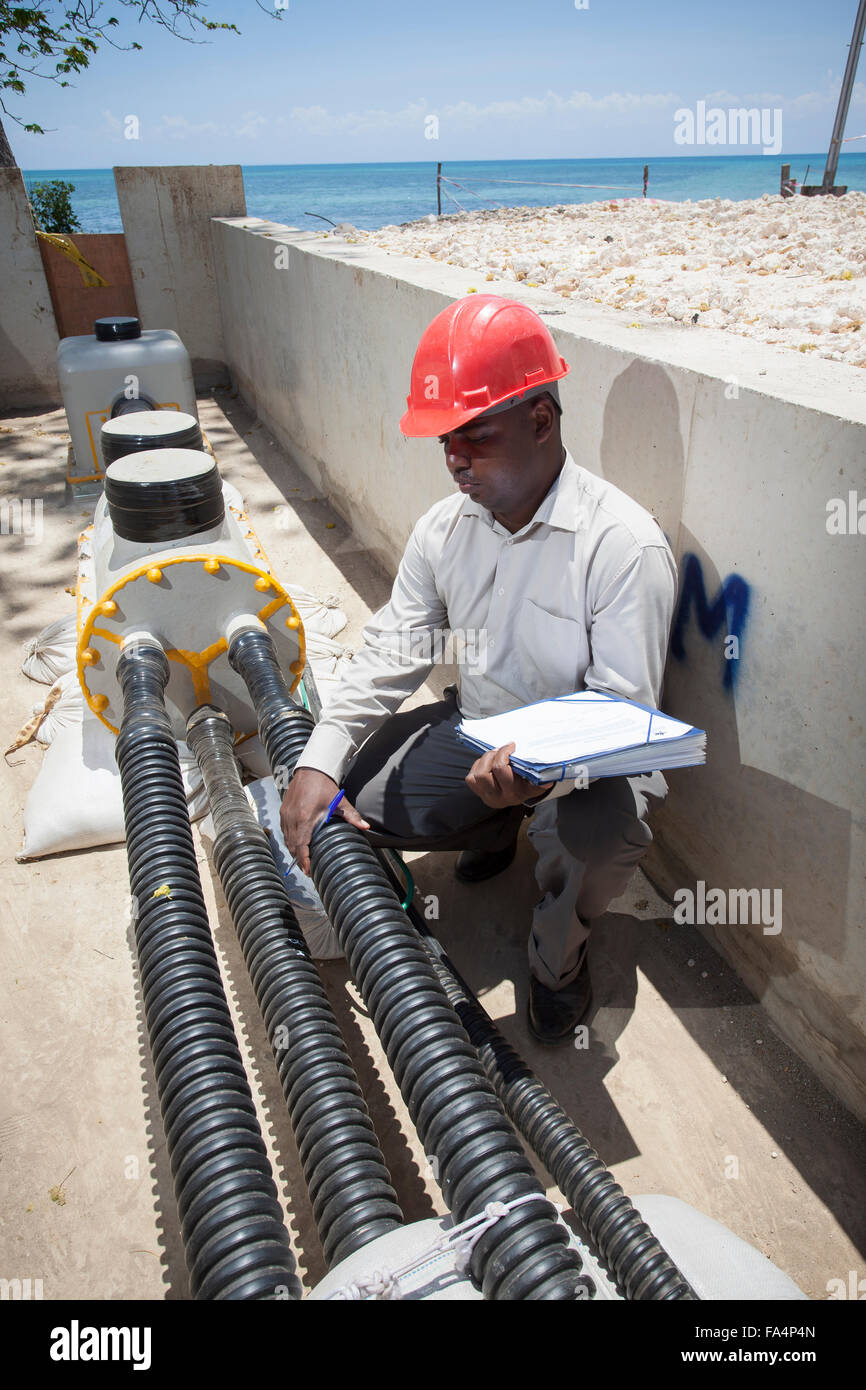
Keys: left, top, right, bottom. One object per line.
{"left": 342, "top": 687, "right": 667, "bottom": 990}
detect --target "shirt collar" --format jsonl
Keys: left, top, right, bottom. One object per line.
{"left": 459, "top": 449, "right": 584, "bottom": 536}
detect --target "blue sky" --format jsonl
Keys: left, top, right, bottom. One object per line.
{"left": 8, "top": 0, "right": 866, "bottom": 167}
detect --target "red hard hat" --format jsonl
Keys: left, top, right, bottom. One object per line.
{"left": 400, "top": 294, "right": 570, "bottom": 438}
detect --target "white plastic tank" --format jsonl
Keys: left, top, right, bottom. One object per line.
{"left": 56, "top": 316, "right": 197, "bottom": 485}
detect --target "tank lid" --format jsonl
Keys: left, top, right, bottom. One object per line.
{"left": 94, "top": 316, "right": 141, "bottom": 342}
{"left": 101, "top": 410, "right": 199, "bottom": 440}
{"left": 107, "top": 448, "right": 214, "bottom": 487}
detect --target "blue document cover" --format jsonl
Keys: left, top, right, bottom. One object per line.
{"left": 456, "top": 691, "right": 706, "bottom": 784}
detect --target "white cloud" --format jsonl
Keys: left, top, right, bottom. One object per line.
{"left": 100, "top": 109, "right": 124, "bottom": 139}
{"left": 98, "top": 75, "right": 865, "bottom": 153}
{"left": 287, "top": 88, "right": 682, "bottom": 136}
{"left": 446, "top": 90, "right": 682, "bottom": 122}
{"left": 742, "top": 92, "right": 785, "bottom": 104}
{"left": 701, "top": 90, "right": 742, "bottom": 106}
{"left": 787, "top": 77, "right": 865, "bottom": 116}
{"left": 155, "top": 114, "right": 222, "bottom": 141}
{"left": 236, "top": 110, "right": 269, "bottom": 139}
{"left": 289, "top": 99, "right": 429, "bottom": 135}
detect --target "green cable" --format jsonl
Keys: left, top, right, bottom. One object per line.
{"left": 387, "top": 849, "right": 414, "bottom": 912}
{"left": 298, "top": 678, "right": 310, "bottom": 711}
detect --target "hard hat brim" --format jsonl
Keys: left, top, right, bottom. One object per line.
{"left": 400, "top": 374, "right": 567, "bottom": 438}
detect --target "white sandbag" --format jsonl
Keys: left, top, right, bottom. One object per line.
{"left": 18, "top": 714, "right": 207, "bottom": 860}
{"left": 19, "top": 716, "right": 126, "bottom": 858}
{"left": 21, "top": 614, "right": 78, "bottom": 684}
{"left": 283, "top": 582, "right": 347, "bottom": 640}
{"left": 34, "top": 670, "right": 85, "bottom": 745}
{"left": 234, "top": 734, "right": 273, "bottom": 780}
{"left": 305, "top": 633, "right": 354, "bottom": 708}
{"left": 199, "top": 775, "right": 341, "bottom": 960}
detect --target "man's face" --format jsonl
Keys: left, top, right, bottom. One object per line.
{"left": 437, "top": 399, "right": 547, "bottom": 518}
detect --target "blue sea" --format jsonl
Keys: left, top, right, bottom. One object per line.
{"left": 21, "top": 154, "right": 866, "bottom": 234}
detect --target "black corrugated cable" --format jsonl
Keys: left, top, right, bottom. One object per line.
{"left": 186, "top": 703, "right": 404, "bottom": 1266}
{"left": 229, "top": 626, "right": 593, "bottom": 1301}
{"left": 115, "top": 639, "right": 301, "bottom": 1300}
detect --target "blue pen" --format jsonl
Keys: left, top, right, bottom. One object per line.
{"left": 284, "top": 789, "right": 345, "bottom": 876}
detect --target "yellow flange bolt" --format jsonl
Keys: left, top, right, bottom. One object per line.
{"left": 147, "top": 567, "right": 163, "bottom": 584}
{"left": 100, "top": 600, "right": 118, "bottom": 616}
{"left": 92, "top": 694, "right": 109, "bottom": 712}
{"left": 289, "top": 659, "right": 304, "bottom": 675}
{"left": 286, "top": 614, "right": 301, "bottom": 630}
{"left": 254, "top": 576, "right": 271, "bottom": 592}
{"left": 81, "top": 648, "right": 98, "bottom": 666}
{"left": 204, "top": 558, "right": 221, "bottom": 574}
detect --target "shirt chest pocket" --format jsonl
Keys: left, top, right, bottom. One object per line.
{"left": 514, "top": 598, "right": 588, "bottom": 701}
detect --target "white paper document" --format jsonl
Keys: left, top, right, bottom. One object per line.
{"left": 456, "top": 691, "right": 706, "bottom": 783}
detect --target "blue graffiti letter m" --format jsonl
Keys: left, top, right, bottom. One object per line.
{"left": 671, "top": 553, "right": 750, "bottom": 689}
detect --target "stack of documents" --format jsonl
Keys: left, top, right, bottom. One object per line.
{"left": 456, "top": 691, "right": 706, "bottom": 784}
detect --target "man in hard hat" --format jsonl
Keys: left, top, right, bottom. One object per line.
{"left": 280, "top": 295, "right": 677, "bottom": 1044}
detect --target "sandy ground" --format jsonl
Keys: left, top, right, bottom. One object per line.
{"left": 352, "top": 192, "right": 866, "bottom": 368}
{"left": 0, "top": 393, "right": 864, "bottom": 1301}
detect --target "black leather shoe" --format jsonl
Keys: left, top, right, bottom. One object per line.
{"left": 454, "top": 841, "right": 518, "bottom": 883}
{"left": 527, "top": 961, "right": 594, "bottom": 1045}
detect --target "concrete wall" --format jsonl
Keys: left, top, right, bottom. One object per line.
{"left": 212, "top": 213, "right": 866, "bottom": 1122}
{"left": 114, "top": 165, "right": 246, "bottom": 386}
{"left": 0, "top": 167, "right": 60, "bottom": 408}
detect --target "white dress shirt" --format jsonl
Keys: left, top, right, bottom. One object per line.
{"left": 294, "top": 449, "right": 678, "bottom": 799}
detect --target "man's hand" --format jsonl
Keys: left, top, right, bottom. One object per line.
{"left": 280, "top": 768, "right": 371, "bottom": 877}
{"left": 465, "top": 742, "right": 553, "bottom": 809}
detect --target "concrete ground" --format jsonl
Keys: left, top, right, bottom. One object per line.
{"left": 1, "top": 393, "right": 863, "bottom": 1302}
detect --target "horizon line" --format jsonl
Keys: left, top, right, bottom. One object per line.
{"left": 20, "top": 149, "right": 866, "bottom": 175}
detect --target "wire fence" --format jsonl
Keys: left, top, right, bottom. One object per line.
{"left": 435, "top": 162, "right": 650, "bottom": 216}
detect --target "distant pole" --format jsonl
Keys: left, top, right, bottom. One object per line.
{"left": 780, "top": 163, "right": 794, "bottom": 197}
{"left": 821, "top": 0, "right": 866, "bottom": 192}
{"left": 437, "top": 162, "right": 442, "bottom": 217}
{"left": 643, "top": 164, "right": 649, "bottom": 198}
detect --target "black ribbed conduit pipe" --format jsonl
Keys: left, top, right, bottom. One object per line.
{"left": 186, "top": 704, "right": 404, "bottom": 1266}
{"left": 229, "top": 627, "right": 593, "bottom": 1301}
{"left": 115, "top": 639, "right": 301, "bottom": 1301}
{"left": 381, "top": 872, "right": 697, "bottom": 1301}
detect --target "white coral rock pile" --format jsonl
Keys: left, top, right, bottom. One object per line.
{"left": 359, "top": 193, "right": 866, "bottom": 368}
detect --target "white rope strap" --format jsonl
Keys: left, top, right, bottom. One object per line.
{"left": 327, "top": 1193, "right": 559, "bottom": 1301}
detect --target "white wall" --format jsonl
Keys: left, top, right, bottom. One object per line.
{"left": 212, "top": 214, "right": 866, "bottom": 1122}
{"left": 0, "top": 167, "right": 60, "bottom": 408}
{"left": 114, "top": 165, "right": 246, "bottom": 386}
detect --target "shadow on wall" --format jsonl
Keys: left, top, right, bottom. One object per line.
{"left": 598, "top": 357, "right": 688, "bottom": 541}
{"left": 645, "top": 533, "right": 859, "bottom": 1103}
{"left": 597, "top": 358, "right": 862, "bottom": 1112}
{"left": 0, "top": 323, "right": 59, "bottom": 411}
